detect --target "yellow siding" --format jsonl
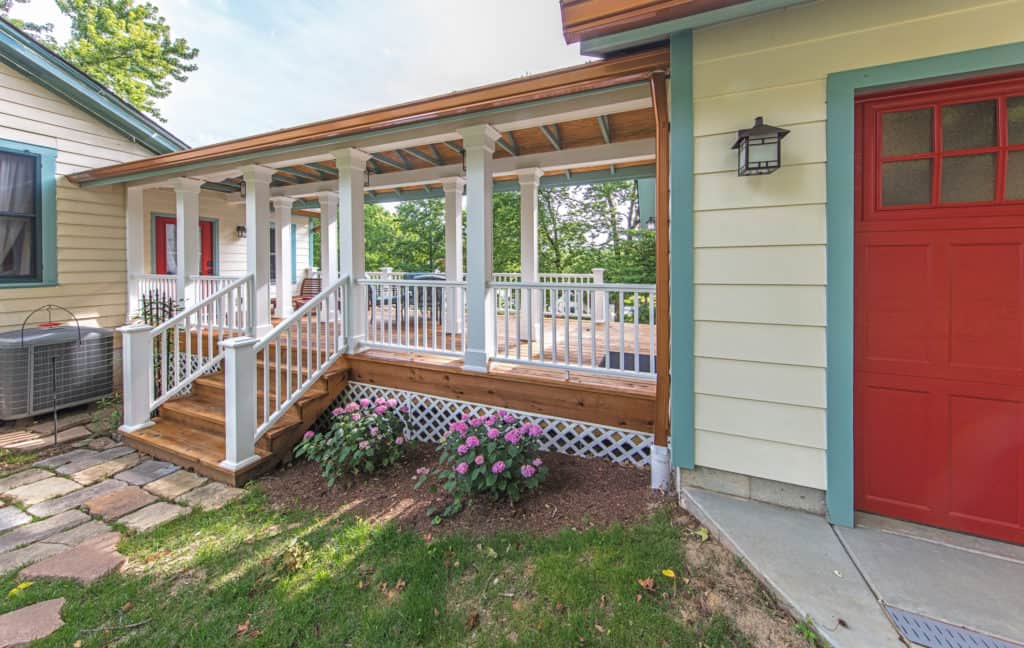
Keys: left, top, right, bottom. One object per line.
{"left": 690, "top": 0, "right": 1024, "bottom": 489}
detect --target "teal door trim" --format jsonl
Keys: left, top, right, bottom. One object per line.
{"left": 669, "top": 31, "right": 695, "bottom": 470}
{"left": 825, "top": 41, "right": 1024, "bottom": 528}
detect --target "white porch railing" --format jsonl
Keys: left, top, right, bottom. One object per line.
{"left": 134, "top": 274, "right": 177, "bottom": 305}
{"left": 493, "top": 270, "right": 602, "bottom": 285}
{"left": 359, "top": 277, "right": 467, "bottom": 356}
{"left": 191, "top": 275, "right": 241, "bottom": 301}
{"left": 490, "top": 281, "right": 656, "bottom": 379}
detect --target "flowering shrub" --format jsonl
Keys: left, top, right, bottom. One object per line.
{"left": 417, "top": 410, "right": 548, "bottom": 517}
{"left": 294, "top": 397, "right": 408, "bottom": 485}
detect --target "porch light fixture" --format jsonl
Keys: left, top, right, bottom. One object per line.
{"left": 239, "top": 179, "right": 246, "bottom": 199}
{"left": 732, "top": 116, "right": 789, "bottom": 176}
{"left": 235, "top": 225, "right": 247, "bottom": 239}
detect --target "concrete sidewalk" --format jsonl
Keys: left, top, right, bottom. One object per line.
{"left": 681, "top": 487, "right": 1024, "bottom": 648}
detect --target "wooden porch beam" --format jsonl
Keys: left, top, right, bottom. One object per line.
{"left": 394, "top": 149, "right": 414, "bottom": 170}
{"left": 540, "top": 124, "right": 562, "bottom": 150}
{"left": 402, "top": 147, "right": 444, "bottom": 166}
{"left": 371, "top": 153, "right": 407, "bottom": 171}
{"left": 650, "top": 71, "right": 671, "bottom": 455}
{"left": 442, "top": 141, "right": 464, "bottom": 156}
{"left": 598, "top": 114, "right": 612, "bottom": 144}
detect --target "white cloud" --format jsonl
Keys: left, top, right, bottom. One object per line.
{"left": 10, "top": 0, "right": 590, "bottom": 146}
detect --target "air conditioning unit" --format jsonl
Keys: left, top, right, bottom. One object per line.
{"left": 0, "top": 326, "right": 114, "bottom": 421}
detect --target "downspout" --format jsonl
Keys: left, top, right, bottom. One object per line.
{"left": 650, "top": 70, "right": 672, "bottom": 490}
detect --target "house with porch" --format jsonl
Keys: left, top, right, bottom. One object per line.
{"left": 6, "top": 0, "right": 1021, "bottom": 550}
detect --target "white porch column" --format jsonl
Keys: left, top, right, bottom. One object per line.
{"left": 118, "top": 323, "right": 153, "bottom": 432}
{"left": 516, "top": 168, "right": 542, "bottom": 340}
{"left": 316, "top": 191, "right": 339, "bottom": 283}
{"left": 460, "top": 124, "right": 500, "bottom": 371}
{"left": 125, "top": 186, "right": 144, "bottom": 319}
{"left": 170, "top": 178, "right": 203, "bottom": 306}
{"left": 333, "top": 148, "right": 371, "bottom": 351}
{"left": 442, "top": 177, "right": 465, "bottom": 335}
{"left": 242, "top": 166, "right": 274, "bottom": 334}
{"left": 219, "top": 336, "right": 260, "bottom": 470}
{"left": 271, "top": 197, "right": 295, "bottom": 318}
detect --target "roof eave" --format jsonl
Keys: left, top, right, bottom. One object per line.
{"left": 0, "top": 19, "right": 187, "bottom": 155}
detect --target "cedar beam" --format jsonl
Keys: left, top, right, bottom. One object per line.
{"left": 651, "top": 71, "right": 671, "bottom": 450}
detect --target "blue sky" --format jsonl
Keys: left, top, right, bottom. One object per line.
{"left": 11, "top": 0, "right": 590, "bottom": 146}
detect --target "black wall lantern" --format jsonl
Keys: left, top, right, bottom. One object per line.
{"left": 732, "top": 116, "right": 789, "bottom": 176}
{"left": 235, "top": 225, "right": 247, "bottom": 239}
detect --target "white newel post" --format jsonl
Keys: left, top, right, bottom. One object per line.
{"left": 171, "top": 178, "right": 203, "bottom": 307}
{"left": 592, "top": 268, "right": 606, "bottom": 323}
{"left": 460, "top": 124, "right": 500, "bottom": 371}
{"left": 242, "top": 166, "right": 274, "bottom": 334}
{"left": 118, "top": 323, "right": 153, "bottom": 432}
{"left": 333, "top": 148, "right": 371, "bottom": 352}
{"left": 125, "top": 186, "right": 144, "bottom": 320}
{"left": 517, "top": 169, "right": 542, "bottom": 340}
{"left": 271, "top": 197, "right": 295, "bottom": 318}
{"left": 380, "top": 266, "right": 393, "bottom": 280}
{"left": 443, "top": 177, "right": 465, "bottom": 335}
{"left": 316, "top": 191, "right": 339, "bottom": 283}
{"left": 219, "top": 336, "right": 261, "bottom": 470}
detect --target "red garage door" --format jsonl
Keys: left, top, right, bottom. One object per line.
{"left": 855, "top": 73, "right": 1024, "bottom": 544}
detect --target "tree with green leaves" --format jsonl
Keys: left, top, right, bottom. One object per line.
{"left": 1, "top": 0, "right": 197, "bottom": 121}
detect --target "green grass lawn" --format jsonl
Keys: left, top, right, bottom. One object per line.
{"left": 0, "top": 488, "right": 778, "bottom": 647}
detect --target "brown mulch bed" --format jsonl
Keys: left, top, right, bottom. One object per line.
{"left": 259, "top": 442, "right": 673, "bottom": 536}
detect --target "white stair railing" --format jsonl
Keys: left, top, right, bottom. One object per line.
{"left": 359, "top": 277, "right": 467, "bottom": 356}
{"left": 119, "top": 274, "right": 255, "bottom": 433}
{"left": 220, "top": 275, "right": 349, "bottom": 470}
{"left": 490, "top": 281, "right": 656, "bottom": 379}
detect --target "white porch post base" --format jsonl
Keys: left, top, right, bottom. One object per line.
{"left": 118, "top": 323, "right": 154, "bottom": 433}
{"left": 463, "top": 348, "right": 490, "bottom": 372}
{"left": 220, "top": 336, "right": 260, "bottom": 470}
{"left": 592, "top": 268, "right": 606, "bottom": 324}
{"left": 650, "top": 444, "right": 671, "bottom": 491}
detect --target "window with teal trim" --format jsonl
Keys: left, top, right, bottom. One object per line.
{"left": 0, "top": 139, "right": 56, "bottom": 287}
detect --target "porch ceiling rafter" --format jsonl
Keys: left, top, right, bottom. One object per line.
{"left": 69, "top": 47, "right": 667, "bottom": 188}
{"left": 598, "top": 114, "right": 612, "bottom": 143}
{"left": 400, "top": 146, "right": 442, "bottom": 167}
{"left": 540, "top": 123, "right": 562, "bottom": 150}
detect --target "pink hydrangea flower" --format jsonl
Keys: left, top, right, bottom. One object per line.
{"left": 487, "top": 427, "right": 501, "bottom": 440}
{"left": 465, "top": 435, "right": 480, "bottom": 448}
{"left": 503, "top": 430, "right": 520, "bottom": 444}
{"left": 369, "top": 427, "right": 378, "bottom": 437}
{"left": 345, "top": 402, "right": 360, "bottom": 413}
{"left": 469, "top": 417, "right": 482, "bottom": 427}
{"left": 532, "top": 458, "right": 543, "bottom": 467}
{"left": 491, "top": 461, "right": 506, "bottom": 474}
{"left": 474, "top": 455, "right": 485, "bottom": 465}
{"left": 395, "top": 436, "right": 405, "bottom": 445}
{"left": 332, "top": 407, "right": 344, "bottom": 417}
{"left": 452, "top": 421, "right": 469, "bottom": 434}
{"left": 455, "top": 462, "right": 469, "bottom": 475}
{"left": 351, "top": 413, "right": 362, "bottom": 422}
{"left": 457, "top": 444, "right": 469, "bottom": 455}
{"left": 416, "top": 467, "right": 430, "bottom": 476}
{"left": 399, "top": 405, "right": 409, "bottom": 413}
{"left": 375, "top": 397, "right": 387, "bottom": 405}
{"left": 484, "top": 415, "right": 496, "bottom": 426}
{"left": 359, "top": 398, "right": 372, "bottom": 408}
{"left": 387, "top": 398, "right": 399, "bottom": 408}
{"left": 303, "top": 430, "right": 315, "bottom": 440}
{"left": 373, "top": 405, "right": 387, "bottom": 415}
{"left": 521, "top": 464, "right": 536, "bottom": 478}
{"left": 526, "top": 423, "right": 543, "bottom": 437}
{"left": 503, "top": 415, "right": 516, "bottom": 424}
{"left": 358, "top": 440, "right": 370, "bottom": 449}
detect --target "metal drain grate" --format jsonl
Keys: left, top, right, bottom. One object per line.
{"left": 886, "top": 606, "right": 1022, "bottom": 648}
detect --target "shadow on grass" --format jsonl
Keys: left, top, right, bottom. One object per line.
{"left": 0, "top": 489, "right": 751, "bottom": 647}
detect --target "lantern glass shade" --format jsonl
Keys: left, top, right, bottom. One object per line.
{"left": 733, "top": 117, "right": 789, "bottom": 176}
{"left": 236, "top": 225, "right": 247, "bottom": 239}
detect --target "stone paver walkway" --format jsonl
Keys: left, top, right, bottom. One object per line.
{"left": 0, "top": 439, "right": 241, "bottom": 644}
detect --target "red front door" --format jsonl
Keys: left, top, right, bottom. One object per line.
{"left": 854, "top": 73, "right": 1024, "bottom": 544}
{"left": 154, "top": 216, "right": 215, "bottom": 275}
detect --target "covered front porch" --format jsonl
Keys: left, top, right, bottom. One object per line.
{"left": 74, "top": 49, "right": 672, "bottom": 486}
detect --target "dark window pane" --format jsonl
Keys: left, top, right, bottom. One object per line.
{"left": 1008, "top": 97, "right": 1024, "bottom": 145}
{"left": 1006, "top": 151, "right": 1024, "bottom": 200}
{"left": 0, "top": 214, "right": 34, "bottom": 277}
{"left": 882, "top": 159, "right": 932, "bottom": 206}
{"left": 882, "top": 108, "right": 932, "bottom": 157}
{"left": 941, "top": 153, "right": 995, "bottom": 203}
{"left": 0, "top": 152, "right": 36, "bottom": 215}
{"left": 942, "top": 100, "right": 996, "bottom": 151}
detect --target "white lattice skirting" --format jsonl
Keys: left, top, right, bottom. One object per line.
{"left": 314, "top": 381, "right": 653, "bottom": 468}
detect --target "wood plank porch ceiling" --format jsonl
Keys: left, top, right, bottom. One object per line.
{"left": 66, "top": 47, "right": 668, "bottom": 189}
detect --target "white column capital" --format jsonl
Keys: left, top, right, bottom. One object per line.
{"left": 459, "top": 124, "right": 502, "bottom": 152}
{"left": 442, "top": 177, "right": 466, "bottom": 194}
{"left": 332, "top": 148, "right": 372, "bottom": 172}
{"left": 516, "top": 167, "right": 544, "bottom": 187}
{"left": 169, "top": 177, "right": 204, "bottom": 194}
{"left": 241, "top": 165, "right": 276, "bottom": 185}
{"left": 270, "top": 196, "right": 296, "bottom": 210}
{"left": 316, "top": 191, "right": 340, "bottom": 204}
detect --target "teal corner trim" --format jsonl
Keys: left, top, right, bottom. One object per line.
{"left": 0, "top": 137, "right": 56, "bottom": 288}
{"left": 0, "top": 20, "right": 185, "bottom": 154}
{"left": 290, "top": 222, "right": 297, "bottom": 283}
{"left": 669, "top": 31, "right": 695, "bottom": 471}
{"left": 825, "top": 41, "right": 1024, "bottom": 529}
{"left": 580, "top": 0, "right": 806, "bottom": 56}
{"left": 637, "top": 177, "right": 655, "bottom": 229}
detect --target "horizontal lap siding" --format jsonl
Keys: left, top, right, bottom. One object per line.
{"left": 690, "top": 0, "right": 1024, "bottom": 490}
{"left": 0, "top": 61, "right": 155, "bottom": 334}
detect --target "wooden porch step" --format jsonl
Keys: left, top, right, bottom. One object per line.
{"left": 159, "top": 392, "right": 303, "bottom": 438}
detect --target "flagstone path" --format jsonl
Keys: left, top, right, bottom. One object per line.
{"left": 0, "top": 439, "right": 243, "bottom": 645}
